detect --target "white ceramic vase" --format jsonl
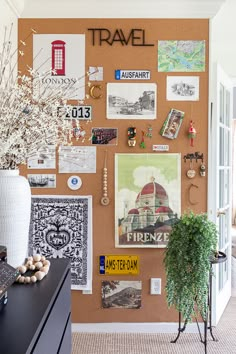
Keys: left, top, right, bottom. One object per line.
{"left": 0, "top": 170, "right": 31, "bottom": 267}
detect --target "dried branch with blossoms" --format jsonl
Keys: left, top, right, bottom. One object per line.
{"left": 0, "top": 24, "right": 91, "bottom": 169}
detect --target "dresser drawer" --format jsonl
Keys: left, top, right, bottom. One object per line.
{"left": 59, "top": 312, "right": 72, "bottom": 354}
{"left": 32, "top": 269, "right": 71, "bottom": 354}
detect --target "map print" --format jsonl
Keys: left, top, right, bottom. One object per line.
{"left": 58, "top": 146, "right": 96, "bottom": 173}
{"left": 158, "top": 40, "right": 205, "bottom": 72}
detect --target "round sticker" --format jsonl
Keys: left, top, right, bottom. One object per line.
{"left": 67, "top": 176, "right": 82, "bottom": 190}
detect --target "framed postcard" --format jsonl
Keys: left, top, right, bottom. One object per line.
{"left": 160, "top": 109, "right": 185, "bottom": 139}
{"left": 167, "top": 76, "right": 199, "bottom": 101}
{"left": 115, "top": 153, "right": 181, "bottom": 248}
{"left": 107, "top": 83, "right": 157, "bottom": 119}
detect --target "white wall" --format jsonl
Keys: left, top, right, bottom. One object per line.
{"left": 211, "top": 0, "right": 236, "bottom": 78}
{"left": 21, "top": 0, "right": 224, "bottom": 19}
{"left": 0, "top": 0, "right": 20, "bottom": 55}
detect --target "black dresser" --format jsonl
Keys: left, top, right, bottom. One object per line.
{"left": 0, "top": 258, "right": 71, "bottom": 354}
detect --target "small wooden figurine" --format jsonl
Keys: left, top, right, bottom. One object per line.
{"left": 128, "top": 127, "right": 137, "bottom": 147}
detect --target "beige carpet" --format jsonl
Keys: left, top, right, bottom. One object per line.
{"left": 72, "top": 296, "right": 236, "bottom": 354}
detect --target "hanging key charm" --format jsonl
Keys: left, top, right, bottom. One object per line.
{"left": 187, "top": 160, "right": 196, "bottom": 179}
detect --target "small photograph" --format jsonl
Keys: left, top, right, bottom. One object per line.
{"left": 27, "top": 174, "right": 56, "bottom": 188}
{"left": 101, "top": 280, "right": 142, "bottom": 309}
{"left": 91, "top": 128, "right": 118, "bottom": 145}
{"left": 89, "top": 66, "right": 103, "bottom": 81}
{"left": 167, "top": 76, "right": 199, "bottom": 101}
{"left": 107, "top": 83, "right": 157, "bottom": 119}
{"left": 160, "top": 109, "right": 185, "bottom": 139}
{"left": 27, "top": 145, "right": 56, "bottom": 169}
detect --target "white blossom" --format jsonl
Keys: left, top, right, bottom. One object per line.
{"left": 0, "top": 25, "right": 86, "bottom": 169}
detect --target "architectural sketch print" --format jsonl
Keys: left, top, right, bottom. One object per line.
{"left": 107, "top": 83, "right": 157, "bottom": 119}
{"left": 27, "top": 174, "right": 56, "bottom": 188}
{"left": 158, "top": 40, "right": 205, "bottom": 72}
{"left": 167, "top": 76, "right": 199, "bottom": 101}
{"left": 29, "top": 196, "right": 92, "bottom": 290}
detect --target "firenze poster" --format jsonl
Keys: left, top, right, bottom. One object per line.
{"left": 115, "top": 153, "right": 181, "bottom": 248}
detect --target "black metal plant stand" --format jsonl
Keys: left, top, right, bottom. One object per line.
{"left": 171, "top": 251, "right": 227, "bottom": 354}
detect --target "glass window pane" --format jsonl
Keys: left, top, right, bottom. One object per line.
{"left": 220, "top": 83, "right": 224, "bottom": 123}
{"left": 225, "top": 170, "right": 230, "bottom": 205}
{"left": 219, "top": 127, "right": 224, "bottom": 165}
{"left": 224, "top": 130, "right": 230, "bottom": 166}
{"left": 226, "top": 89, "right": 230, "bottom": 127}
{"left": 219, "top": 169, "right": 224, "bottom": 208}
{"left": 219, "top": 215, "right": 224, "bottom": 249}
{"left": 219, "top": 261, "right": 223, "bottom": 291}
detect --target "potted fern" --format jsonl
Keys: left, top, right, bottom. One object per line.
{"left": 164, "top": 211, "right": 218, "bottom": 323}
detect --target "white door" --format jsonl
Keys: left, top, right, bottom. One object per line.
{"left": 208, "top": 64, "right": 233, "bottom": 325}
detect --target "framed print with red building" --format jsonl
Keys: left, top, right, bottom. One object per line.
{"left": 33, "top": 34, "right": 85, "bottom": 100}
{"left": 115, "top": 153, "right": 181, "bottom": 248}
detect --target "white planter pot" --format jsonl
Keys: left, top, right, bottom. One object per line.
{"left": 0, "top": 170, "right": 31, "bottom": 267}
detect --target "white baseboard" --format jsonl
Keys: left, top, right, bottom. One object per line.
{"left": 72, "top": 322, "right": 204, "bottom": 334}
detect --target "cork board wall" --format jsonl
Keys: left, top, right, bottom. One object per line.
{"left": 18, "top": 18, "right": 209, "bottom": 323}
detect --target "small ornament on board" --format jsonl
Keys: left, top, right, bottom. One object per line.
{"left": 188, "top": 120, "right": 196, "bottom": 147}
{"left": 146, "top": 125, "right": 153, "bottom": 138}
{"left": 139, "top": 131, "right": 146, "bottom": 148}
{"left": 67, "top": 176, "right": 82, "bottom": 190}
{"left": 101, "top": 150, "right": 110, "bottom": 206}
{"left": 200, "top": 162, "right": 206, "bottom": 177}
{"left": 128, "top": 127, "right": 137, "bottom": 147}
{"left": 186, "top": 160, "right": 196, "bottom": 179}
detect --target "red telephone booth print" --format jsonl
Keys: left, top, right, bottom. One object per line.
{"left": 51, "top": 40, "right": 66, "bottom": 76}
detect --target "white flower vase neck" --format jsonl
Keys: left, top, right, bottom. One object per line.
{"left": 0, "top": 170, "right": 31, "bottom": 267}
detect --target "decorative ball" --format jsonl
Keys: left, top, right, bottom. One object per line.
{"left": 19, "top": 265, "right": 27, "bottom": 274}
{"left": 25, "top": 277, "right": 31, "bottom": 284}
{"left": 35, "top": 261, "right": 43, "bottom": 270}
{"left": 30, "top": 276, "right": 37, "bottom": 283}
{"left": 16, "top": 255, "right": 50, "bottom": 285}
{"left": 35, "top": 271, "right": 45, "bottom": 281}
{"left": 33, "top": 255, "right": 41, "bottom": 262}
{"left": 43, "top": 260, "right": 51, "bottom": 267}
{"left": 18, "top": 276, "right": 25, "bottom": 283}
{"left": 41, "top": 266, "right": 50, "bottom": 275}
